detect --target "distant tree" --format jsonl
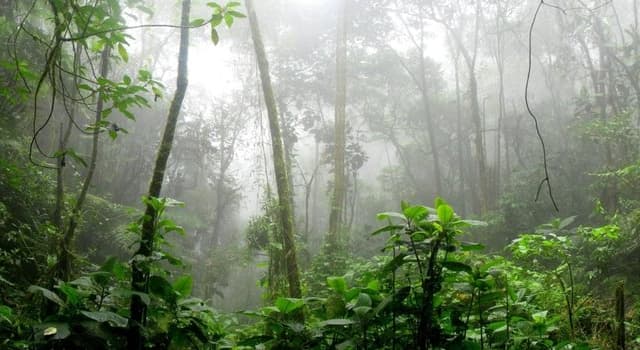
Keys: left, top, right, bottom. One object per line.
{"left": 327, "top": 0, "right": 348, "bottom": 251}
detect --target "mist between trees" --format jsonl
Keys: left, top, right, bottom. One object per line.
{"left": 0, "top": 0, "right": 639, "bottom": 349}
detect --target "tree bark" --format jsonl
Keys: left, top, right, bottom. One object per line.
{"left": 246, "top": 0, "right": 302, "bottom": 305}
{"left": 328, "top": 0, "right": 348, "bottom": 249}
{"left": 128, "top": 1, "right": 190, "bottom": 348}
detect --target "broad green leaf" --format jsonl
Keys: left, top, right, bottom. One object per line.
{"left": 355, "top": 293, "right": 372, "bottom": 307}
{"left": 558, "top": 216, "right": 577, "bottom": 229}
{"left": 117, "top": 43, "right": 128, "bottom": 63}
{"left": 28, "top": 286, "right": 65, "bottom": 307}
{"left": 58, "top": 283, "right": 81, "bottom": 305}
{"left": 149, "top": 275, "right": 176, "bottom": 304}
{"left": 403, "top": 205, "right": 428, "bottom": 221}
{"left": 81, "top": 311, "right": 128, "bottom": 328}
{"left": 459, "top": 219, "right": 488, "bottom": 227}
{"left": 376, "top": 211, "right": 406, "bottom": 221}
{"left": 437, "top": 204, "right": 454, "bottom": 224}
{"left": 210, "top": 27, "right": 219, "bottom": 44}
{"left": 319, "top": 318, "right": 355, "bottom": 327}
{"left": 210, "top": 13, "right": 223, "bottom": 27}
{"left": 382, "top": 253, "right": 408, "bottom": 274}
{"left": 173, "top": 275, "right": 193, "bottom": 298}
{"left": 442, "top": 261, "right": 472, "bottom": 274}
{"left": 532, "top": 310, "right": 548, "bottom": 323}
{"left": 190, "top": 18, "right": 205, "bottom": 26}
{"left": 371, "top": 224, "right": 404, "bottom": 235}
{"left": 228, "top": 10, "right": 246, "bottom": 18}
{"left": 224, "top": 14, "right": 234, "bottom": 27}
{"left": 275, "top": 297, "right": 305, "bottom": 314}
{"left": 460, "top": 242, "right": 485, "bottom": 251}
{"left": 37, "top": 323, "right": 70, "bottom": 340}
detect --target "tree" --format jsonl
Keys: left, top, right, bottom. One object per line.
{"left": 245, "top": 0, "right": 302, "bottom": 304}
{"left": 428, "top": 0, "right": 489, "bottom": 213}
{"left": 128, "top": 1, "right": 191, "bottom": 348}
{"left": 56, "top": 46, "right": 110, "bottom": 282}
{"left": 327, "top": 0, "right": 348, "bottom": 249}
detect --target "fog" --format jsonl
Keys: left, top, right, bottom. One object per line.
{"left": 2, "top": 0, "right": 638, "bottom": 339}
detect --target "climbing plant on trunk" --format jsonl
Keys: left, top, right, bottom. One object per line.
{"left": 327, "top": 0, "right": 348, "bottom": 251}
{"left": 128, "top": 1, "right": 191, "bottom": 348}
{"left": 246, "top": 0, "right": 303, "bottom": 305}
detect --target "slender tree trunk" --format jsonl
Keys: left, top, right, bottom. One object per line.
{"left": 438, "top": 0, "right": 487, "bottom": 213}
{"left": 328, "top": 0, "right": 348, "bottom": 248}
{"left": 468, "top": 70, "right": 488, "bottom": 213}
{"left": 54, "top": 44, "right": 83, "bottom": 231}
{"left": 128, "top": 1, "right": 190, "bottom": 348}
{"left": 246, "top": 0, "right": 302, "bottom": 304}
{"left": 453, "top": 53, "right": 469, "bottom": 216}
{"left": 56, "top": 46, "right": 110, "bottom": 282}
{"left": 311, "top": 140, "right": 320, "bottom": 235}
{"left": 416, "top": 12, "right": 443, "bottom": 196}
{"left": 616, "top": 282, "right": 626, "bottom": 350}
{"left": 418, "top": 65, "right": 443, "bottom": 196}
{"left": 495, "top": 5, "right": 505, "bottom": 202}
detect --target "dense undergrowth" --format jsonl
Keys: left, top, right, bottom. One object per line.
{"left": 1, "top": 135, "right": 639, "bottom": 349}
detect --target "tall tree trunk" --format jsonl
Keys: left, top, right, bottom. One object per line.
{"left": 494, "top": 3, "right": 506, "bottom": 203}
{"left": 246, "top": 0, "right": 302, "bottom": 304}
{"left": 453, "top": 52, "right": 469, "bottom": 216}
{"left": 128, "top": 1, "right": 190, "bottom": 348}
{"left": 56, "top": 46, "right": 110, "bottom": 282}
{"left": 436, "top": 0, "right": 487, "bottom": 213}
{"left": 468, "top": 69, "right": 488, "bottom": 213}
{"left": 416, "top": 12, "right": 443, "bottom": 196}
{"left": 328, "top": 0, "right": 348, "bottom": 248}
{"left": 53, "top": 44, "right": 83, "bottom": 231}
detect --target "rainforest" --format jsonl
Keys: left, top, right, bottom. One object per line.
{"left": 0, "top": 0, "right": 639, "bottom": 349}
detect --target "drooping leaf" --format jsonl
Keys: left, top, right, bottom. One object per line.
{"left": 28, "top": 286, "right": 65, "bottom": 307}
{"left": 319, "top": 318, "right": 355, "bottom": 327}
{"left": 460, "top": 242, "right": 485, "bottom": 251}
{"left": 382, "top": 253, "right": 408, "bottom": 274}
{"left": 228, "top": 10, "right": 246, "bottom": 18}
{"left": 81, "top": 311, "right": 128, "bottom": 328}
{"left": 371, "top": 224, "right": 404, "bottom": 236}
{"left": 376, "top": 211, "right": 406, "bottom": 222}
{"left": 149, "top": 275, "right": 176, "bottom": 305}
{"left": 117, "top": 43, "right": 128, "bottom": 63}
{"left": 210, "top": 27, "right": 220, "bottom": 45}
{"left": 558, "top": 216, "right": 577, "bottom": 230}
{"left": 274, "top": 297, "right": 305, "bottom": 314}
{"left": 442, "top": 261, "right": 472, "bottom": 274}
{"left": 190, "top": 18, "right": 205, "bottom": 26}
